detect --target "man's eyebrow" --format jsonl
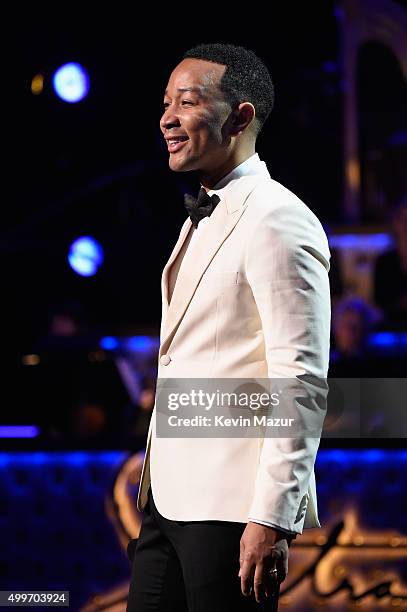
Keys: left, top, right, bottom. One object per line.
{"left": 164, "top": 86, "right": 204, "bottom": 97}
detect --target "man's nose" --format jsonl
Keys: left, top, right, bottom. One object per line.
{"left": 160, "top": 109, "right": 181, "bottom": 131}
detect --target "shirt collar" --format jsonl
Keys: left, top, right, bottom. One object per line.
{"left": 205, "top": 153, "right": 270, "bottom": 197}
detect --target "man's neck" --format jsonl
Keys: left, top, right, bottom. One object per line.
{"left": 199, "top": 148, "right": 256, "bottom": 191}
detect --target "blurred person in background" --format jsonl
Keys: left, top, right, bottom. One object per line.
{"left": 31, "top": 300, "right": 130, "bottom": 445}
{"left": 69, "top": 400, "right": 110, "bottom": 446}
{"left": 374, "top": 199, "right": 407, "bottom": 329}
{"left": 330, "top": 297, "right": 375, "bottom": 376}
{"left": 42, "top": 299, "right": 90, "bottom": 345}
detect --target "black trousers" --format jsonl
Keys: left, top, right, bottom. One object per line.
{"left": 126, "top": 488, "right": 279, "bottom": 611}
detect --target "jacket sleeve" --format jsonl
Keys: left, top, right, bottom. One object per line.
{"left": 245, "top": 196, "right": 331, "bottom": 533}
{"left": 249, "top": 518, "right": 297, "bottom": 536}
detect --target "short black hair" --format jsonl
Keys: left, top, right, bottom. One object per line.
{"left": 182, "top": 43, "right": 274, "bottom": 136}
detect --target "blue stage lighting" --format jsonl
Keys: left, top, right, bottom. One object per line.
{"left": 126, "top": 336, "right": 157, "bottom": 352}
{"left": 53, "top": 62, "right": 90, "bottom": 103}
{"left": 100, "top": 336, "right": 120, "bottom": 351}
{"left": 369, "top": 332, "right": 397, "bottom": 347}
{"left": 68, "top": 236, "right": 104, "bottom": 277}
{"left": 0, "top": 426, "right": 39, "bottom": 438}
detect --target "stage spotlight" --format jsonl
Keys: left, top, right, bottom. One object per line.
{"left": 52, "top": 62, "right": 90, "bottom": 103}
{"left": 68, "top": 236, "right": 104, "bottom": 277}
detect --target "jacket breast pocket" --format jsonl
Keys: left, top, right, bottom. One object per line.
{"left": 214, "top": 272, "right": 257, "bottom": 354}
{"left": 213, "top": 271, "right": 239, "bottom": 289}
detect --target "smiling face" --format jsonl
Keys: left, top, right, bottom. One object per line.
{"left": 160, "top": 58, "right": 234, "bottom": 176}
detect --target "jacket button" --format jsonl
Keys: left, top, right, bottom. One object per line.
{"left": 160, "top": 354, "right": 171, "bottom": 366}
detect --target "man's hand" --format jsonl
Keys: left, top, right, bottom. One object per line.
{"left": 239, "top": 522, "right": 291, "bottom": 603}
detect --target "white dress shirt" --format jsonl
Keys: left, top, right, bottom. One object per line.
{"left": 179, "top": 153, "right": 269, "bottom": 273}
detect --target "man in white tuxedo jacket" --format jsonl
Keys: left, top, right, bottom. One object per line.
{"left": 127, "top": 43, "right": 330, "bottom": 612}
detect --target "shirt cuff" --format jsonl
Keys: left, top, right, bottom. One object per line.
{"left": 248, "top": 518, "right": 297, "bottom": 537}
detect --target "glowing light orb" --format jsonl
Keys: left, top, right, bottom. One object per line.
{"left": 68, "top": 236, "right": 103, "bottom": 277}
{"left": 53, "top": 62, "right": 90, "bottom": 103}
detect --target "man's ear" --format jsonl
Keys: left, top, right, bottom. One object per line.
{"left": 231, "top": 102, "right": 256, "bottom": 135}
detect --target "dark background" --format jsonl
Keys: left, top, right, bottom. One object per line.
{"left": 2, "top": 2, "right": 406, "bottom": 442}
{"left": 7, "top": 4, "right": 344, "bottom": 342}
{"left": 1, "top": 9, "right": 406, "bottom": 609}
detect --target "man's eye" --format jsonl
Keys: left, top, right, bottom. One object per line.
{"left": 182, "top": 100, "right": 194, "bottom": 105}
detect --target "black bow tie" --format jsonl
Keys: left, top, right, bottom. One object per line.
{"left": 184, "top": 188, "right": 221, "bottom": 229}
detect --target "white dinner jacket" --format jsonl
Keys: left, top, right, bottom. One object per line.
{"left": 136, "top": 160, "right": 331, "bottom": 534}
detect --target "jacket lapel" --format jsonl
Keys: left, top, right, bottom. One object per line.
{"left": 161, "top": 216, "right": 192, "bottom": 309}
{"left": 159, "top": 175, "right": 260, "bottom": 358}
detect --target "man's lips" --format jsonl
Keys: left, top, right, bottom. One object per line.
{"left": 165, "top": 136, "right": 189, "bottom": 153}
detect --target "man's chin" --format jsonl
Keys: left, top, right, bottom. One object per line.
{"left": 168, "top": 154, "right": 195, "bottom": 172}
